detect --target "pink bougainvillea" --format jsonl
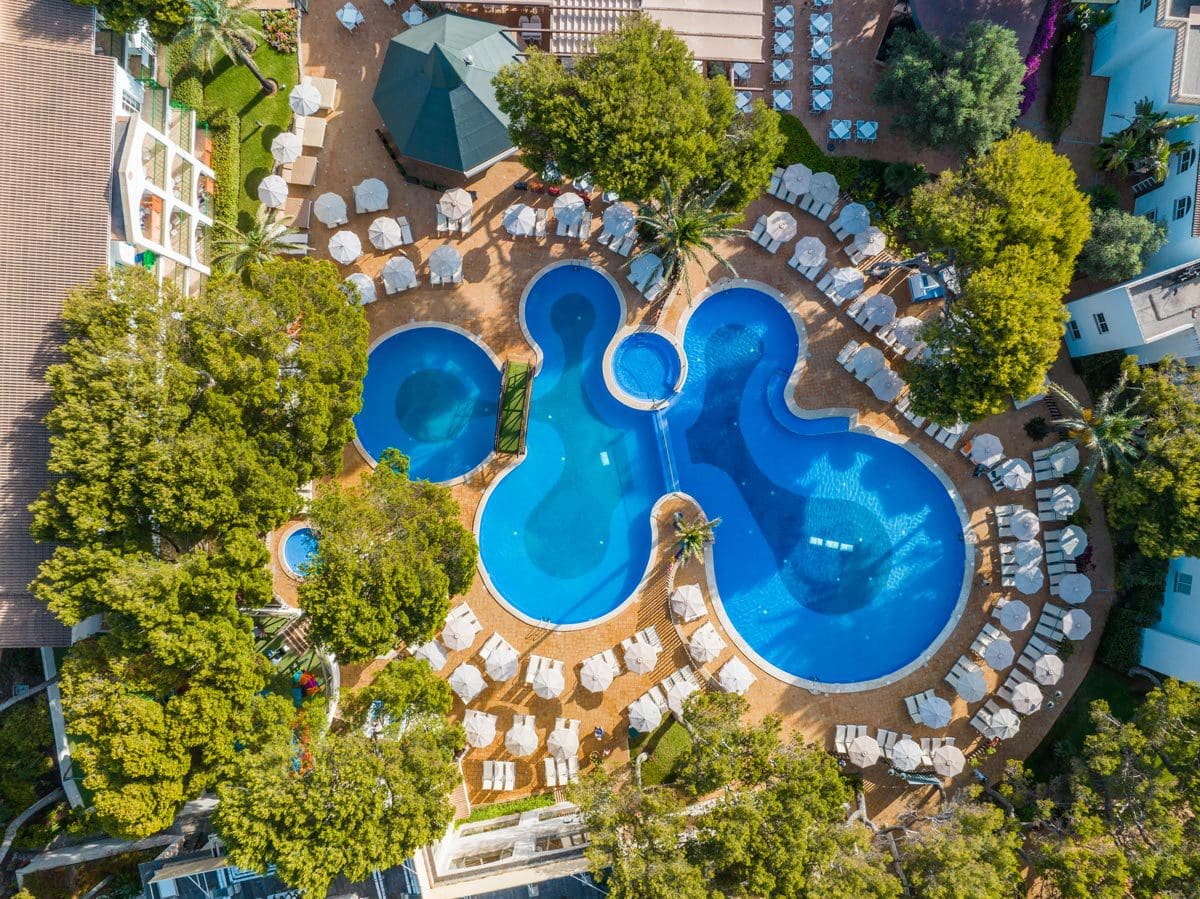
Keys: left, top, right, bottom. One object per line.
{"left": 1019, "top": 0, "right": 1067, "bottom": 114}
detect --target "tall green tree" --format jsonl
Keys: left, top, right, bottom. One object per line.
{"left": 1050, "top": 372, "right": 1146, "bottom": 485}
{"left": 910, "top": 130, "right": 1091, "bottom": 290}
{"left": 179, "top": 0, "right": 275, "bottom": 95}
{"left": 340, "top": 656, "right": 455, "bottom": 737}
{"left": 1095, "top": 98, "right": 1197, "bottom": 182}
{"left": 905, "top": 246, "right": 1068, "bottom": 423}
{"left": 494, "top": 15, "right": 782, "bottom": 210}
{"left": 632, "top": 180, "right": 744, "bottom": 300}
{"left": 674, "top": 512, "right": 720, "bottom": 566}
{"left": 212, "top": 207, "right": 304, "bottom": 273}
{"left": 570, "top": 768, "right": 709, "bottom": 899}
{"left": 215, "top": 724, "right": 462, "bottom": 896}
{"left": 674, "top": 692, "right": 780, "bottom": 796}
{"left": 300, "top": 449, "right": 478, "bottom": 662}
{"left": 1079, "top": 208, "right": 1167, "bottom": 283}
{"left": 74, "top": 0, "right": 191, "bottom": 43}
{"left": 1099, "top": 357, "right": 1200, "bottom": 558}
{"left": 901, "top": 795, "right": 1024, "bottom": 899}
{"left": 0, "top": 698, "right": 56, "bottom": 816}
{"left": 874, "top": 22, "right": 1025, "bottom": 156}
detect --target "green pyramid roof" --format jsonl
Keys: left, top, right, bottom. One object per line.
{"left": 373, "top": 14, "right": 520, "bottom": 175}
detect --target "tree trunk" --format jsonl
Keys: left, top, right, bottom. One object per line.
{"left": 236, "top": 46, "right": 277, "bottom": 95}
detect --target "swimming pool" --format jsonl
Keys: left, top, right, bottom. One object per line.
{"left": 282, "top": 526, "right": 319, "bottom": 579}
{"left": 476, "top": 264, "right": 968, "bottom": 687}
{"left": 355, "top": 325, "right": 501, "bottom": 483}
{"left": 612, "top": 331, "right": 682, "bottom": 404}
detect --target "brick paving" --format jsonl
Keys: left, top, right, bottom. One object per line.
{"left": 283, "top": 3, "right": 1117, "bottom": 822}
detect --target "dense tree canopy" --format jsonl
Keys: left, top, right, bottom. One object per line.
{"left": 903, "top": 132, "right": 1090, "bottom": 423}
{"left": 1100, "top": 357, "right": 1200, "bottom": 558}
{"left": 300, "top": 449, "right": 478, "bottom": 662}
{"left": 0, "top": 698, "right": 55, "bottom": 816}
{"left": 494, "top": 15, "right": 782, "bottom": 210}
{"left": 874, "top": 22, "right": 1025, "bottom": 156}
{"left": 30, "top": 260, "right": 367, "bottom": 837}
{"left": 74, "top": 0, "right": 191, "bottom": 43}
{"left": 901, "top": 796, "right": 1023, "bottom": 899}
{"left": 340, "top": 656, "right": 455, "bottom": 735}
{"left": 1079, "top": 208, "right": 1167, "bottom": 283}
{"left": 215, "top": 723, "right": 462, "bottom": 896}
{"left": 674, "top": 692, "right": 780, "bottom": 795}
{"left": 906, "top": 246, "right": 1068, "bottom": 423}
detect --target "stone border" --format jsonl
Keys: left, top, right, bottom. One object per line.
{"left": 277, "top": 519, "right": 314, "bottom": 581}
{"left": 474, "top": 259, "right": 672, "bottom": 632}
{"left": 672, "top": 278, "right": 975, "bottom": 693}
{"left": 351, "top": 321, "right": 502, "bottom": 488}
{"left": 603, "top": 326, "right": 688, "bottom": 411}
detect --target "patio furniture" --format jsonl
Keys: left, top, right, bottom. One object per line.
{"left": 463, "top": 708, "right": 498, "bottom": 748}
{"left": 688, "top": 622, "right": 726, "bottom": 663}
{"left": 811, "top": 89, "right": 832, "bottom": 113}
{"left": 772, "top": 58, "right": 793, "bottom": 83}
{"left": 328, "top": 230, "right": 362, "bottom": 265}
{"left": 302, "top": 76, "right": 339, "bottom": 111}
{"left": 506, "top": 714, "right": 539, "bottom": 757}
{"left": 810, "top": 12, "right": 832, "bottom": 33}
{"left": 856, "top": 120, "right": 879, "bottom": 142}
{"left": 731, "top": 62, "right": 751, "bottom": 83}
{"left": 282, "top": 197, "right": 311, "bottom": 229}
{"left": 735, "top": 90, "right": 752, "bottom": 113}
{"left": 294, "top": 116, "right": 326, "bottom": 150}
{"left": 774, "top": 4, "right": 794, "bottom": 28}
{"left": 281, "top": 156, "right": 318, "bottom": 187}
{"left": 257, "top": 174, "right": 288, "bottom": 208}
{"left": 813, "top": 64, "right": 833, "bottom": 86}
{"left": 403, "top": 4, "right": 427, "bottom": 26}
{"left": 829, "top": 119, "right": 852, "bottom": 141}
{"left": 811, "top": 34, "right": 832, "bottom": 59}
{"left": 337, "top": 2, "right": 365, "bottom": 31}
{"left": 381, "top": 256, "right": 417, "bottom": 294}
{"left": 429, "top": 244, "right": 463, "bottom": 286}
{"left": 773, "top": 89, "right": 793, "bottom": 111}
{"left": 774, "top": 30, "right": 794, "bottom": 55}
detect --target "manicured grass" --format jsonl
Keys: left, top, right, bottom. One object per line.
{"left": 1025, "top": 662, "right": 1143, "bottom": 782}
{"left": 495, "top": 361, "right": 533, "bottom": 454}
{"left": 172, "top": 18, "right": 298, "bottom": 229}
{"left": 460, "top": 792, "right": 556, "bottom": 825}
{"left": 629, "top": 719, "right": 691, "bottom": 787}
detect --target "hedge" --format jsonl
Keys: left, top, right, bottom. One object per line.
{"left": 459, "top": 792, "right": 556, "bottom": 825}
{"left": 776, "top": 113, "right": 861, "bottom": 185}
{"left": 1099, "top": 552, "right": 1169, "bottom": 671}
{"left": 206, "top": 107, "right": 241, "bottom": 230}
{"left": 1046, "top": 23, "right": 1085, "bottom": 141}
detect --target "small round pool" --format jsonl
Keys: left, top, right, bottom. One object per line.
{"left": 355, "top": 325, "right": 501, "bottom": 482}
{"left": 613, "top": 331, "right": 680, "bottom": 403}
{"left": 282, "top": 527, "right": 318, "bottom": 579}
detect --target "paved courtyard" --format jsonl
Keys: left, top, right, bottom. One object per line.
{"left": 278, "top": 2, "right": 1117, "bottom": 820}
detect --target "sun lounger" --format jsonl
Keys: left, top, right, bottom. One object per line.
{"left": 281, "top": 156, "right": 318, "bottom": 187}
{"left": 834, "top": 724, "right": 849, "bottom": 755}
{"left": 303, "top": 75, "right": 339, "bottom": 111}
{"left": 814, "top": 203, "right": 834, "bottom": 221}
{"left": 533, "top": 208, "right": 547, "bottom": 238}
{"left": 768, "top": 167, "right": 785, "bottom": 198}
{"left": 647, "top": 685, "right": 669, "bottom": 711}
{"left": 437, "top": 210, "right": 450, "bottom": 234}
{"left": 278, "top": 232, "right": 309, "bottom": 256}
{"left": 544, "top": 757, "right": 558, "bottom": 787}
{"left": 282, "top": 197, "right": 312, "bottom": 229}
{"left": 749, "top": 218, "right": 767, "bottom": 242}
{"left": 295, "top": 116, "right": 326, "bottom": 150}
{"left": 525, "top": 654, "right": 546, "bottom": 684}
{"left": 836, "top": 339, "right": 859, "bottom": 367}
{"left": 799, "top": 194, "right": 817, "bottom": 214}
{"left": 613, "top": 234, "right": 635, "bottom": 256}
{"left": 876, "top": 728, "right": 898, "bottom": 757}
{"left": 483, "top": 760, "right": 495, "bottom": 791}
{"left": 831, "top": 222, "right": 851, "bottom": 241}
{"left": 458, "top": 212, "right": 472, "bottom": 235}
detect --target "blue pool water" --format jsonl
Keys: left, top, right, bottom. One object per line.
{"left": 355, "top": 326, "right": 501, "bottom": 482}
{"left": 613, "top": 331, "right": 681, "bottom": 403}
{"left": 476, "top": 265, "right": 966, "bottom": 685}
{"left": 282, "top": 527, "right": 319, "bottom": 578}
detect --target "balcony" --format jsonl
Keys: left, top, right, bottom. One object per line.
{"left": 139, "top": 83, "right": 168, "bottom": 131}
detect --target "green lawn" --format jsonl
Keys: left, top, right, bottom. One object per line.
{"left": 629, "top": 719, "right": 692, "bottom": 787}
{"left": 1025, "top": 662, "right": 1144, "bottom": 782}
{"left": 460, "top": 792, "right": 556, "bottom": 825}
{"left": 172, "top": 18, "right": 298, "bottom": 228}
{"left": 495, "top": 361, "right": 533, "bottom": 454}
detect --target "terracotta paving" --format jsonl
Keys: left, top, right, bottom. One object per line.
{"left": 285, "top": 4, "right": 1117, "bottom": 822}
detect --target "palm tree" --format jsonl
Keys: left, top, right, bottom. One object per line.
{"left": 212, "top": 207, "right": 301, "bottom": 271}
{"left": 631, "top": 179, "right": 746, "bottom": 301}
{"left": 674, "top": 512, "right": 721, "bottom": 566}
{"left": 180, "top": 0, "right": 275, "bottom": 95}
{"left": 1049, "top": 375, "right": 1146, "bottom": 485}
{"left": 1094, "top": 97, "right": 1197, "bottom": 181}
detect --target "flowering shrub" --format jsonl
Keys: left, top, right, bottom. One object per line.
{"left": 1019, "top": 0, "right": 1067, "bottom": 114}
{"left": 261, "top": 9, "right": 298, "bottom": 54}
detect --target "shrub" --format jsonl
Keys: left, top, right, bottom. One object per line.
{"left": 460, "top": 792, "right": 556, "bottom": 825}
{"left": 775, "top": 113, "right": 860, "bottom": 185}
{"left": 883, "top": 161, "right": 929, "bottom": 196}
{"left": 1099, "top": 551, "right": 1169, "bottom": 670}
{"left": 1020, "top": 0, "right": 1068, "bottom": 114}
{"left": 260, "top": 9, "right": 298, "bottom": 54}
{"left": 1025, "top": 416, "right": 1050, "bottom": 441}
{"left": 1046, "top": 22, "right": 1085, "bottom": 140}
{"left": 207, "top": 108, "right": 241, "bottom": 229}
{"left": 1086, "top": 184, "right": 1121, "bottom": 212}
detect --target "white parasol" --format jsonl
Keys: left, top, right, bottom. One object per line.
{"left": 984, "top": 636, "right": 1015, "bottom": 670}
{"left": 257, "top": 174, "right": 288, "bottom": 208}
{"left": 449, "top": 664, "right": 485, "bottom": 703}
{"left": 532, "top": 666, "right": 565, "bottom": 699}
{"left": 986, "top": 708, "right": 1021, "bottom": 740}
{"left": 624, "top": 641, "right": 659, "bottom": 675}
{"left": 671, "top": 584, "right": 706, "bottom": 622}
{"left": 1033, "top": 653, "right": 1064, "bottom": 686}
{"left": 997, "top": 599, "right": 1032, "bottom": 632}
{"left": 603, "top": 202, "right": 635, "bottom": 238}
{"left": 553, "top": 192, "right": 586, "bottom": 226}
{"left": 1011, "top": 508, "right": 1040, "bottom": 541}
{"left": 504, "top": 203, "right": 536, "bottom": 237}
{"left": 847, "top": 734, "right": 881, "bottom": 767}
{"left": 689, "top": 625, "right": 726, "bottom": 663}
{"left": 868, "top": 368, "right": 904, "bottom": 403}
{"left": 1048, "top": 441, "right": 1080, "bottom": 475}
{"left": 547, "top": 727, "right": 579, "bottom": 759}
{"left": 853, "top": 345, "right": 885, "bottom": 378}
{"left": 438, "top": 188, "right": 472, "bottom": 222}
{"left": 892, "top": 316, "right": 925, "bottom": 349}
{"left": 580, "top": 657, "right": 614, "bottom": 693}
{"left": 313, "top": 192, "right": 348, "bottom": 226}
{"left": 918, "top": 695, "right": 953, "bottom": 729}
{"left": 1058, "top": 525, "right": 1088, "bottom": 559}
{"left": 270, "top": 131, "right": 302, "bottom": 164}
{"left": 441, "top": 615, "right": 477, "bottom": 651}
{"left": 628, "top": 697, "right": 662, "bottom": 732}
{"left": 861, "top": 292, "right": 897, "bottom": 329}
{"left": 429, "top": 245, "right": 463, "bottom": 280}
{"left": 970, "top": 433, "right": 1004, "bottom": 467}
{"left": 1051, "top": 485, "right": 1081, "bottom": 516}
{"left": 792, "top": 236, "right": 826, "bottom": 269}
{"left": 831, "top": 266, "right": 865, "bottom": 300}
{"left": 955, "top": 666, "right": 987, "bottom": 702}
{"left": 344, "top": 273, "right": 376, "bottom": 305}
{"left": 381, "top": 256, "right": 416, "bottom": 292}
{"left": 464, "top": 713, "right": 496, "bottom": 748}
{"left": 1000, "top": 458, "right": 1033, "bottom": 491}
{"left": 328, "top": 231, "right": 362, "bottom": 265}
{"left": 505, "top": 722, "right": 538, "bottom": 757}
{"left": 764, "top": 210, "right": 798, "bottom": 242}
{"left": 808, "top": 171, "right": 839, "bottom": 206}
{"left": 835, "top": 202, "right": 870, "bottom": 235}
{"left": 289, "top": 82, "right": 321, "bottom": 116}
{"left": 1060, "top": 608, "right": 1092, "bottom": 640}
{"left": 486, "top": 645, "right": 520, "bottom": 682}
{"left": 718, "top": 657, "right": 755, "bottom": 695}
{"left": 368, "top": 217, "right": 404, "bottom": 250}
{"left": 891, "top": 738, "right": 923, "bottom": 772}
{"left": 1015, "top": 566, "right": 1045, "bottom": 596}
{"left": 1012, "top": 682, "right": 1044, "bottom": 715}
{"left": 1013, "top": 539, "right": 1043, "bottom": 567}
{"left": 667, "top": 680, "right": 699, "bottom": 716}
{"left": 852, "top": 226, "right": 887, "bottom": 257}
{"left": 353, "top": 178, "right": 389, "bottom": 213}
{"left": 932, "top": 744, "right": 965, "bottom": 776}
{"left": 1057, "top": 572, "right": 1092, "bottom": 605}
{"left": 783, "top": 163, "right": 813, "bottom": 196}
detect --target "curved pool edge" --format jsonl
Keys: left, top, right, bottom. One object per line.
{"left": 474, "top": 259, "right": 666, "bottom": 632}
{"left": 675, "top": 278, "right": 976, "bottom": 693}
{"left": 351, "top": 320, "right": 502, "bottom": 488}
{"left": 603, "top": 326, "right": 688, "bottom": 412}
{"left": 278, "top": 519, "right": 314, "bottom": 581}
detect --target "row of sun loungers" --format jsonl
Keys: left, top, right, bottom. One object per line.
{"left": 482, "top": 759, "right": 516, "bottom": 791}
{"left": 544, "top": 755, "right": 579, "bottom": 787}
{"left": 436, "top": 210, "right": 472, "bottom": 235}
{"left": 620, "top": 625, "right": 661, "bottom": 652}
{"left": 596, "top": 227, "right": 634, "bottom": 256}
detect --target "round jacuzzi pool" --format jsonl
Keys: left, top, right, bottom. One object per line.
{"left": 282, "top": 526, "right": 319, "bottom": 579}
{"left": 613, "top": 331, "right": 681, "bottom": 403}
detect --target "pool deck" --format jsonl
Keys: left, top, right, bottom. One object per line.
{"left": 287, "top": 6, "right": 1117, "bottom": 822}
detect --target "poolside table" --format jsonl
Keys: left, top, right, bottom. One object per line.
{"left": 735, "top": 90, "right": 752, "bottom": 112}
{"left": 829, "top": 119, "right": 852, "bottom": 141}
{"left": 812, "top": 89, "right": 832, "bottom": 113}
{"left": 810, "top": 12, "right": 832, "bottom": 34}
{"left": 813, "top": 64, "right": 833, "bottom": 86}
{"left": 773, "top": 90, "right": 793, "bottom": 111}
{"left": 772, "top": 59, "right": 793, "bottom": 82}
{"left": 774, "top": 5, "right": 794, "bottom": 28}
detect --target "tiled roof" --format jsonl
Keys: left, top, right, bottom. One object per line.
{"left": 0, "top": 1, "right": 115, "bottom": 647}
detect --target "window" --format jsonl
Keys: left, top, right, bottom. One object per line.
{"left": 1067, "top": 319, "right": 1081, "bottom": 340}
{"left": 1140, "top": 0, "right": 1153, "bottom": 10}
{"left": 1145, "top": 208, "right": 1160, "bottom": 225}
{"left": 1175, "top": 571, "right": 1193, "bottom": 595}
{"left": 1094, "top": 312, "right": 1109, "bottom": 334}
{"left": 1174, "top": 196, "right": 1193, "bottom": 220}
{"left": 1177, "top": 147, "right": 1197, "bottom": 175}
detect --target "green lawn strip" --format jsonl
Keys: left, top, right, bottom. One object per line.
{"left": 496, "top": 361, "right": 532, "bottom": 454}
{"left": 1025, "top": 662, "right": 1142, "bottom": 782}
{"left": 459, "top": 791, "right": 557, "bottom": 825}
{"left": 629, "top": 719, "right": 692, "bottom": 787}
{"left": 170, "top": 17, "right": 298, "bottom": 229}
